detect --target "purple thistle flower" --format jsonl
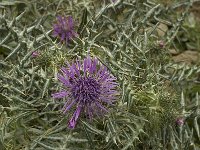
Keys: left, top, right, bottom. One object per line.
{"left": 52, "top": 57, "right": 118, "bottom": 128}
{"left": 176, "top": 117, "right": 184, "bottom": 126}
{"left": 53, "top": 15, "right": 78, "bottom": 44}
{"left": 32, "top": 51, "right": 39, "bottom": 58}
{"left": 158, "top": 40, "right": 165, "bottom": 48}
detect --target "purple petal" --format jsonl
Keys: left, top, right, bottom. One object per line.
{"left": 104, "top": 77, "right": 117, "bottom": 82}
{"left": 71, "top": 30, "right": 78, "bottom": 37}
{"left": 83, "top": 58, "right": 88, "bottom": 75}
{"left": 96, "top": 66, "right": 106, "bottom": 78}
{"left": 76, "top": 59, "right": 82, "bottom": 73}
{"left": 57, "top": 73, "right": 70, "bottom": 86}
{"left": 68, "top": 117, "right": 76, "bottom": 128}
{"left": 57, "top": 16, "right": 62, "bottom": 22}
{"left": 68, "top": 16, "right": 74, "bottom": 29}
{"left": 69, "top": 66, "right": 75, "bottom": 78}
{"left": 32, "top": 51, "right": 39, "bottom": 57}
{"left": 99, "top": 73, "right": 109, "bottom": 82}
{"left": 68, "top": 106, "right": 81, "bottom": 128}
{"left": 72, "top": 63, "right": 80, "bottom": 76}
{"left": 100, "top": 67, "right": 107, "bottom": 77}
{"left": 74, "top": 106, "right": 81, "bottom": 120}
{"left": 63, "top": 99, "right": 76, "bottom": 114}
{"left": 87, "top": 56, "right": 91, "bottom": 67}
{"left": 66, "top": 32, "right": 72, "bottom": 39}
{"left": 61, "top": 67, "right": 73, "bottom": 79}
{"left": 53, "top": 31, "right": 59, "bottom": 37}
{"left": 90, "top": 58, "right": 98, "bottom": 74}
{"left": 63, "top": 16, "right": 67, "bottom": 27}
{"left": 52, "top": 91, "right": 68, "bottom": 98}
{"left": 61, "top": 33, "right": 65, "bottom": 41}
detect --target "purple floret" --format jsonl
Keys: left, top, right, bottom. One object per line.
{"left": 53, "top": 15, "right": 78, "bottom": 45}
{"left": 31, "top": 51, "right": 39, "bottom": 58}
{"left": 52, "top": 56, "right": 118, "bottom": 128}
{"left": 176, "top": 117, "right": 184, "bottom": 126}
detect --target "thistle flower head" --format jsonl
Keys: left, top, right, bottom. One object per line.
{"left": 176, "top": 117, "right": 184, "bottom": 126}
{"left": 52, "top": 57, "right": 118, "bottom": 128}
{"left": 53, "top": 15, "right": 77, "bottom": 44}
{"left": 32, "top": 51, "right": 39, "bottom": 57}
{"left": 158, "top": 40, "right": 165, "bottom": 48}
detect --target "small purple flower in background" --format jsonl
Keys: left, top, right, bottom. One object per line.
{"left": 52, "top": 57, "right": 118, "bottom": 128}
{"left": 158, "top": 40, "right": 165, "bottom": 48}
{"left": 32, "top": 51, "right": 39, "bottom": 58}
{"left": 176, "top": 117, "right": 184, "bottom": 126}
{"left": 53, "top": 15, "right": 78, "bottom": 44}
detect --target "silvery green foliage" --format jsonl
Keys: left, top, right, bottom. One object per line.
{"left": 0, "top": 0, "right": 199, "bottom": 149}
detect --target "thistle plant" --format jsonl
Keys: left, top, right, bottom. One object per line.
{"left": 52, "top": 56, "right": 118, "bottom": 128}
{"left": 0, "top": 0, "right": 199, "bottom": 150}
